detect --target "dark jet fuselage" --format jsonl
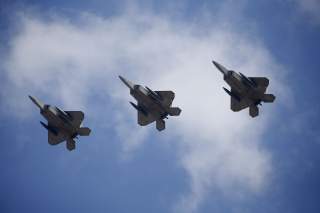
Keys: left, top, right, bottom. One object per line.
{"left": 40, "top": 105, "right": 78, "bottom": 138}
{"left": 213, "top": 60, "right": 275, "bottom": 117}
{"left": 223, "top": 71, "right": 266, "bottom": 105}
{"left": 29, "top": 95, "right": 91, "bottom": 150}
{"left": 130, "top": 85, "right": 169, "bottom": 121}
{"left": 119, "top": 76, "right": 181, "bottom": 131}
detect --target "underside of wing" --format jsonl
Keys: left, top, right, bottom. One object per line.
{"left": 155, "top": 91, "right": 175, "bottom": 106}
{"left": 48, "top": 130, "right": 66, "bottom": 145}
{"left": 138, "top": 110, "right": 155, "bottom": 126}
{"left": 249, "top": 77, "right": 269, "bottom": 92}
{"left": 230, "top": 89, "right": 250, "bottom": 111}
{"left": 65, "top": 111, "right": 84, "bottom": 127}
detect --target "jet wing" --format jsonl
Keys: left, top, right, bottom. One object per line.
{"left": 137, "top": 103, "right": 156, "bottom": 126}
{"left": 65, "top": 111, "right": 84, "bottom": 127}
{"left": 249, "top": 77, "right": 269, "bottom": 91}
{"left": 48, "top": 130, "right": 66, "bottom": 145}
{"left": 155, "top": 91, "right": 175, "bottom": 106}
{"left": 230, "top": 89, "right": 250, "bottom": 112}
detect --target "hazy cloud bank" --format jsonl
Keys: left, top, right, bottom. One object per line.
{"left": 1, "top": 6, "right": 288, "bottom": 212}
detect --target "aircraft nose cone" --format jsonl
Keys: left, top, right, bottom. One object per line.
{"left": 29, "top": 95, "right": 44, "bottom": 109}
{"left": 212, "top": 60, "right": 220, "bottom": 69}
{"left": 118, "top": 75, "right": 126, "bottom": 84}
{"left": 119, "top": 75, "right": 135, "bottom": 89}
{"left": 212, "top": 60, "right": 228, "bottom": 75}
{"left": 29, "top": 95, "right": 37, "bottom": 105}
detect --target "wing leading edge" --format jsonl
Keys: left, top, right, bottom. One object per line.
{"left": 155, "top": 91, "right": 175, "bottom": 106}
{"left": 65, "top": 111, "right": 84, "bottom": 127}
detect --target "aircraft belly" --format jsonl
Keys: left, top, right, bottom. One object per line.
{"left": 42, "top": 112, "right": 60, "bottom": 126}
{"left": 136, "top": 93, "right": 157, "bottom": 109}
{"left": 144, "top": 102, "right": 165, "bottom": 121}
{"left": 132, "top": 90, "right": 147, "bottom": 101}
{"left": 149, "top": 100, "right": 166, "bottom": 112}
{"left": 226, "top": 78, "right": 244, "bottom": 93}
{"left": 247, "top": 89, "right": 265, "bottom": 102}
{"left": 44, "top": 112, "right": 75, "bottom": 133}
{"left": 250, "top": 93, "right": 262, "bottom": 100}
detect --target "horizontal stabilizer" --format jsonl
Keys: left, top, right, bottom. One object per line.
{"left": 168, "top": 107, "right": 182, "bottom": 116}
{"left": 249, "top": 105, "right": 259, "bottom": 118}
{"left": 77, "top": 127, "right": 91, "bottom": 136}
{"left": 262, "top": 94, "right": 275, "bottom": 103}
{"left": 66, "top": 139, "right": 76, "bottom": 151}
{"left": 156, "top": 119, "right": 165, "bottom": 131}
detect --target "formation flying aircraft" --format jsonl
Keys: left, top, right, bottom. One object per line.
{"left": 119, "top": 76, "right": 181, "bottom": 131}
{"left": 29, "top": 96, "right": 91, "bottom": 151}
{"left": 212, "top": 60, "right": 275, "bottom": 117}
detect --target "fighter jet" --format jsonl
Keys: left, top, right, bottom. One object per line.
{"left": 212, "top": 60, "right": 275, "bottom": 117}
{"left": 119, "top": 76, "right": 181, "bottom": 131}
{"left": 29, "top": 95, "right": 91, "bottom": 151}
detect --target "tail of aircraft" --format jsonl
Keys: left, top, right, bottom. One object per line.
{"left": 77, "top": 127, "right": 91, "bottom": 136}
{"left": 262, "top": 94, "right": 276, "bottom": 103}
{"left": 168, "top": 107, "right": 182, "bottom": 116}
{"left": 156, "top": 119, "right": 165, "bottom": 131}
{"left": 249, "top": 105, "right": 259, "bottom": 118}
{"left": 66, "top": 138, "right": 76, "bottom": 151}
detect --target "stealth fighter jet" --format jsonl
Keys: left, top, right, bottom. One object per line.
{"left": 212, "top": 60, "right": 275, "bottom": 117}
{"left": 119, "top": 76, "right": 181, "bottom": 131}
{"left": 29, "top": 96, "right": 91, "bottom": 151}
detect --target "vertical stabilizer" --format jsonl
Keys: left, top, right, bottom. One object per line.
{"left": 66, "top": 139, "right": 76, "bottom": 151}
{"left": 249, "top": 105, "right": 259, "bottom": 118}
{"left": 156, "top": 119, "right": 165, "bottom": 131}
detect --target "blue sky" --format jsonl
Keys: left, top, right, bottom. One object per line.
{"left": 1, "top": 0, "right": 320, "bottom": 213}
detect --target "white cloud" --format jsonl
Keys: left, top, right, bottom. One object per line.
{"left": 1, "top": 8, "right": 288, "bottom": 213}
